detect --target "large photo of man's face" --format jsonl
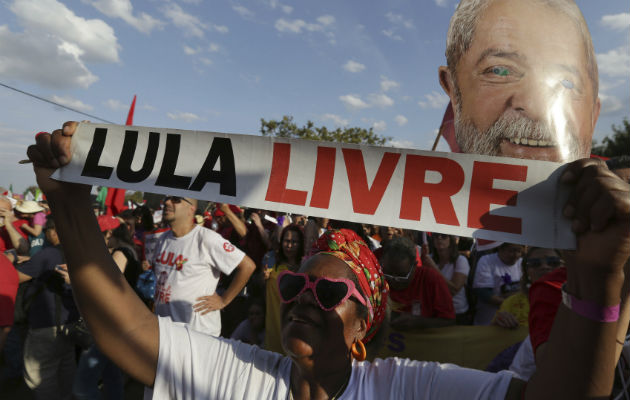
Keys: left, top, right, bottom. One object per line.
{"left": 438, "top": 0, "right": 601, "bottom": 162}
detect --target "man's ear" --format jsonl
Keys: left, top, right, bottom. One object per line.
{"left": 592, "top": 97, "right": 601, "bottom": 131}
{"left": 439, "top": 66, "right": 457, "bottom": 107}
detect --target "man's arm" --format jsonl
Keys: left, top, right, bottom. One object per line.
{"left": 193, "top": 255, "right": 256, "bottom": 314}
{"left": 503, "top": 159, "right": 630, "bottom": 399}
{"left": 0, "top": 214, "right": 29, "bottom": 255}
{"left": 27, "top": 122, "right": 158, "bottom": 387}
{"left": 220, "top": 203, "right": 247, "bottom": 239}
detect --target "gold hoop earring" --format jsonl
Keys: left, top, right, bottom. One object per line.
{"left": 351, "top": 339, "right": 366, "bottom": 361}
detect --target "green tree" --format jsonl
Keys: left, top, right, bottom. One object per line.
{"left": 592, "top": 118, "right": 630, "bottom": 158}
{"left": 260, "top": 115, "right": 391, "bottom": 145}
{"left": 125, "top": 191, "right": 144, "bottom": 204}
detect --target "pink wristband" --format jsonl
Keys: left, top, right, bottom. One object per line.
{"left": 561, "top": 283, "right": 620, "bottom": 322}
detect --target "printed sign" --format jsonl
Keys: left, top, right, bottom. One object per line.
{"left": 53, "top": 122, "right": 575, "bottom": 248}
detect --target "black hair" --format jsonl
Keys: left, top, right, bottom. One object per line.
{"left": 44, "top": 215, "right": 55, "bottom": 230}
{"left": 520, "top": 247, "right": 562, "bottom": 291}
{"left": 277, "top": 224, "right": 304, "bottom": 266}
{"left": 381, "top": 236, "right": 416, "bottom": 265}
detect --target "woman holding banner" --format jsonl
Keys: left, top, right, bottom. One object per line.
{"left": 26, "top": 121, "right": 630, "bottom": 398}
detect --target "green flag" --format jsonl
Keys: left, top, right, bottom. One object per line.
{"left": 95, "top": 186, "right": 108, "bottom": 210}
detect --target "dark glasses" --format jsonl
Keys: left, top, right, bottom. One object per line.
{"left": 525, "top": 256, "right": 564, "bottom": 268}
{"left": 164, "top": 196, "right": 193, "bottom": 206}
{"left": 277, "top": 271, "right": 370, "bottom": 313}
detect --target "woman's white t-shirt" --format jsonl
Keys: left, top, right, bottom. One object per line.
{"left": 438, "top": 255, "right": 470, "bottom": 314}
{"left": 146, "top": 317, "right": 513, "bottom": 399}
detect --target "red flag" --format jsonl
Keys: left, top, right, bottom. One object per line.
{"left": 105, "top": 95, "right": 137, "bottom": 215}
{"left": 439, "top": 103, "right": 460, "bottom": 153}
{"left": 126, "top": 94, "right": 136, "bottom": 125}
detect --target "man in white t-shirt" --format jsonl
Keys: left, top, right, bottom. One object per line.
{"left": 472, "top": 243, "right": 523, "bottom": 325}
{"left": 152, "top": 196, "right": 255, "bottom": 336}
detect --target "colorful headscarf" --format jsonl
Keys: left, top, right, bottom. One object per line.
{"left": 311, "top": 229, "right": 388, "bottom": 344}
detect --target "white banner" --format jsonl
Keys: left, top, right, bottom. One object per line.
{"left": 52, "top": 123, "right": 574, "bottom": 248}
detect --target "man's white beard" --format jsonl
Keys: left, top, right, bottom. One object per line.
{"left": 453, "top": 108, "right": 585, "bottom": 161}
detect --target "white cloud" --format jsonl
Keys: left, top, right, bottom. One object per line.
{"left": 343, "top": 60, "right": 365, "bottom": 73}
{"left": 281, "top": 5, "right": 293, "bottom": 14}
{"left": 597, "top": 46, "right": 630, "bottom": 77}
{"left": 104, "top": 98, "right": 128, "bottom": 110}
{"left": 394, "top": 115, "right": 408, "bottom": 126}
{"left": 11, "top": 0, "right": 120, "bottom": 63}
{"left": 601, "top": 13, "right": 630, "bottom": 31}
{"left": 275, "top": 18, "right": 322, "bottom": 33}
{"left": 339, "top": 94, "right": 370, "bottom": 110}
{"left": 161, "top": 3, "right": 206, "bottom": 38}
{"left": 0, "top": 25, "right": 98, "bottom": 88}
{"left": 322, "top": 113, "right": 349, "bottom": 126}
{"left": 212, "top": 24, "right": 229, "bottom": 34}
{"left": 232, "top": 5, "right": 254, "bottom": 19}
{"left": 316, "top": 15, "right": 335, "bottom": 26}
{"left": 389, "top": 139, "right": 415, "bottom": 148}
{"left": 167, "top": 111, "right": 201, "bottom": 122}
{"left": 380, "top": 76, "right": 399, "bottom": 91}
{"left": 599, "top": 93, "right": 624, "bottom": 114}
{"left": 199, "top": 57, "right": 213, "bottom": 66}
{"left": 368, "top": 93, "right": 394, "bottom": 107}
{"left": 86, "top": 0, "right": 163, "bottom": 34}
{"left": 274, "top": 16, "right": 335, "bottom": 42}
{"left": 51, "top": 95, "right": 93, "bottom": 111}
{"left": 434, "top": 0, "right": 450, "bottom": 7}
{"left": 385, "top": 12, "right": 414, "bottom": 29}
{"left": 418, "top": 91, "right": 450, "bottom": 109}
{"left": 382, "top": 29, "right": 402, "bottom": 41}
{"left": 183, "top": 45, "right": 200, "bottom": 55}
{"left": 208, "top": 43, "right": 220, "bottom": 52}
{"left": 142, "top": 104, "right": 156, "bottom": 111}
{"left": 372, "top": 120, "right": 387, "bottom": 132}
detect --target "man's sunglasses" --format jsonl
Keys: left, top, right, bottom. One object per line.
{"left": 525, "top": 256, "right": 564, "bottom": 268}
{"left": 277, "top": 271, "right": 372, "bottom": 315}
{"left": 164, "top": 196, "right": 193, "bottom": 206}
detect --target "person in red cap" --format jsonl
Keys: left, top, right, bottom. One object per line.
{"left": 150, "top": 196, "right": 255, "bottom": 336}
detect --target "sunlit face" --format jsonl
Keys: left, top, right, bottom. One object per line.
{"left": 281, "top": 254, "right": 365, "bottom": 367}
{"left": 448, "top": 0, "right": 599, "bottom": 162}
{"left": 163, "top": 197, "right": 194, "bottom": 225}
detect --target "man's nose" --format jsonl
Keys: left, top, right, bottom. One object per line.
{"left": 507, "top": 75, "right": 550, "bottom": 124}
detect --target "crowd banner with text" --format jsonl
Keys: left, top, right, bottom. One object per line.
{"left": 52, "top": 122, "right": 575, "bottom": 249}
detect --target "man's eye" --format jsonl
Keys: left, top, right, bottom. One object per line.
{"left": 560, "top": 79, "right": 574, "bottom": 89}
{"left": 489, "top": 66, "right": 510, "bottom": 76}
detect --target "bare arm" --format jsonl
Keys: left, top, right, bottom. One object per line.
{"left": 250, "top": 213, "right": 271, "bottom": 250}
{"left": 193, "top": 255, "right": 256, "bottom": 314}
{"left": 112, "top": 250, "right": 127, "bottom": 273}
{"left": 20, "top": 223, "right": 42, "bottom": 238}
{"left": 511, "top": 159, "right": 630, "bottom": 400}
{"left": 28, "top": 122, "right": 158, "bottom": 387}
{"left": 0, "top": 213, "right": 29, "bottom": 255}
{"left": 220, "top": 203, "right": 247, "bottom": 239}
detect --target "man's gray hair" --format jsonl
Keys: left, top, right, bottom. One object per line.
{"left": 445, "top": 0, "right": 598, "bottom": 99}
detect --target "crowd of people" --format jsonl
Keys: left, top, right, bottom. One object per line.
{"left": 0, "top": 0, "right": 629, "bottom": 397}
{"left": 0, "top": 152, "right": 628, "bottom": 399}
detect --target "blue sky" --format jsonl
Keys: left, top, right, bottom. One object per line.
{"left": 0, "top": 0, "right": 628, "bottom": 193}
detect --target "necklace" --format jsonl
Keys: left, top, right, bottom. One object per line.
{"left": 289, "top": 368, "right": 352, "bottom": 400}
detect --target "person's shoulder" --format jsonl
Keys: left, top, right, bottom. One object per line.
{"left": 476, "top": 252, "right": 497, "bottom": 269}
